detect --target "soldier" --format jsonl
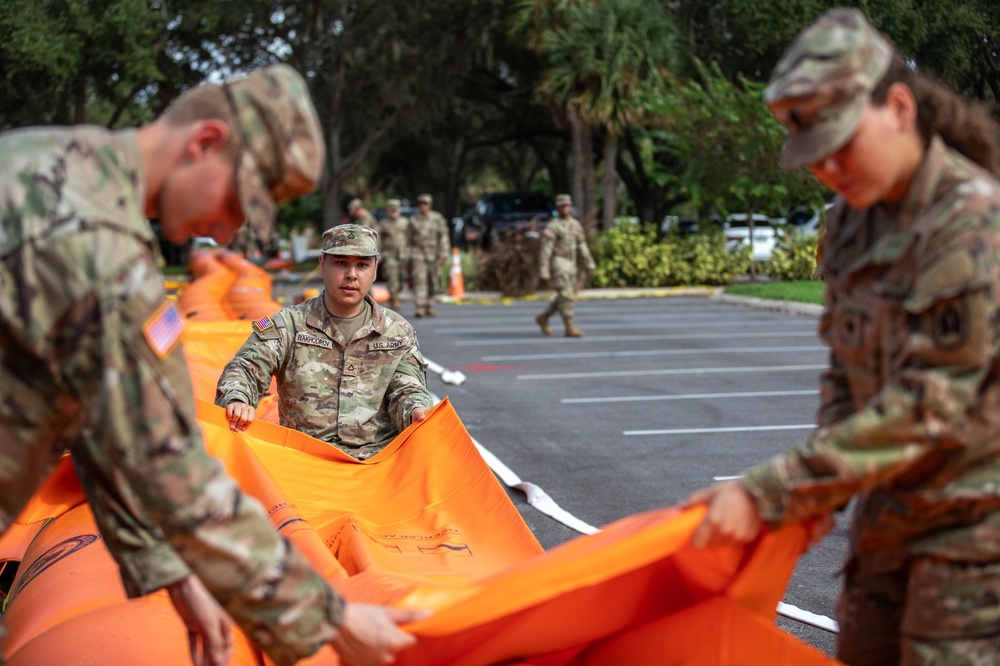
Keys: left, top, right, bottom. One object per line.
{"left": 0, "top": 64, "right": 424, "bottom": 666}
{"left": 347, "top": 197, "right": 377, "bottom": 228}
{"left": 377, "top": 198, "right": 411, "bottom": 310}
{"left": 408, "top": 193, "right": 450, "bottom": 317}
{"left": 685, "top": 9, "right": 1000, "bottom": 665}
{"left": 535, "top": 194, "right": 595, "bottom": 338}
{"left": 217, "top": 224, "right": 434, "bottom": 461}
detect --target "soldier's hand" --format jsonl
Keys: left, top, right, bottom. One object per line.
{"left": 225, "top": 401, "right": 256, "bottom": 432}
{"left": 167, "top": 574, "right": 234, "bottom": 666}
{"left": 330, "top": 603, "right": 431, "bottom": 666}
{"left": 685, "top": 479, "right": 763, "bottom": 549}
{"left": 409, "top": 407, "right": 428, "bottom": 425}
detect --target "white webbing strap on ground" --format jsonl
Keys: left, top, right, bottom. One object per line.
{"left": 777, "top": 602, "right": 840, "bottom": 633}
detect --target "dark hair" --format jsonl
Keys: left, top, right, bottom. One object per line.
{"left": 871, "top": 57, "right": 1000, "bottom": 176}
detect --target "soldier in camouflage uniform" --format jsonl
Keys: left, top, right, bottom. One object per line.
{"left": 346, "top": 197, "right": 377, "bottom": 229}
{"left": 0, "top": 64, "right": 424, "bottom": 666}
{"left": 535, "top": 194, "right": 596, "bottom": 338}
{"left": 377, "top": 199, "right": 411, "bottom": 310}
{"left": 686, "top": 9, "right": 1000, "bottom": 665}
{"left": 216, "top": 224, "right": 433, "bottom": 461}
{"left": 408, "top": 193, "right": 450, "bottom": 317}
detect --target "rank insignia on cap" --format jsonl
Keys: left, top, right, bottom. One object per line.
{"left": 253, "top": 315, "right": 274, "bottom": 333}
{"left": 143, "top": 301, "right": 185, "bottom": 360}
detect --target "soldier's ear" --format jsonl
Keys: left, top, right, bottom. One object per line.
{"left": 186, "top": 119, "right": 231, "bottom": 160}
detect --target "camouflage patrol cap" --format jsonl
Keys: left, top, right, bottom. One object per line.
{"left": 347, "top": 198, "right": 363, "bottom": 215}
{"left": 321, "top": 224, "right": 379, "bottom": 257}
{"left": 765, "top": 8, "right": 894, "bottom": 170}
{"left": 225, "top": 64, "right": 324, "bottom": 239}
{"left": 386, "top": 198, "right": 401, "bottom": 209}
{"left": 555, "top": 193, "right": 572, "bottom": 206}
{"left": 416, "top": 193, "right": 432, "bottom": 204}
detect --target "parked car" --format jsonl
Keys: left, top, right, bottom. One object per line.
{"left": 462, "top": 191, "right": 555, "bottom": 250}
{"left": 723, "top": 214, "right": 778, "bottom": 262}
{"left": 785, "top": 202, "right": 834, "bottom": 238}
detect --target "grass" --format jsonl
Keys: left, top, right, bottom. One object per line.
{"left": 723, "top": 280, "right": 824, "bottom": 305}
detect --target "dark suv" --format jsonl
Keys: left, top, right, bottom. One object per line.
{"left": 462, "top": 191, "right": 554, "bottom": 250}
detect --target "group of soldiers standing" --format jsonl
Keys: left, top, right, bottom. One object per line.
{"left": 346, "top": 193, "right": 450, "bottom": 317}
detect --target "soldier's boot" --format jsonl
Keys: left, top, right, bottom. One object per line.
{"left": 426, "top": 305, "right": 437, "bottom": 317}
{"left": 564, "top": 317, "right": 585, "bottom": 338}
{"left": 535, "top": 312, "right": 552, "bottom": 336}
{"left": 415, "top": 306, "right": 426, "bottom": 318}
{"left": 389, "top": 296, "right": 401, "bottom": 310}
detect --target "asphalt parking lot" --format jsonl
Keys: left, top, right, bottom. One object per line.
{"left": 405, "top": 292, "right": 845, "bottom": 658}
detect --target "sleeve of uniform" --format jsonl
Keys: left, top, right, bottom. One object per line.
{"left": 385, "top": 324, "right": 433, "bottom": 427}
{"left": 215, "top": 318, "right": 287, "bottom": 408}
{"left": 539, "top": 223, "right": 555, "bottom": 280}
{"left": 575, "top": 221, "right": 596, "bottom": 272}
{"left": 436, "top": 213, "right": 450, "bottom": 259}
{"left": 68, "top": 253, "right": 343, "bottom": 665}
{"left": 742, "top": 211, "right": 1000, "bottom": 525}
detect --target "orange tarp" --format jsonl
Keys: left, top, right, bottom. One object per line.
{"left": 0, "top": 261, "right": 841, "bottom": 665}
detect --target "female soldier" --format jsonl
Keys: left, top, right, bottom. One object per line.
{"left": 687, "top": 8, "right": 1000, "bottom": 665}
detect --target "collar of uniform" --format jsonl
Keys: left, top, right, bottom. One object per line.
{"left": 305, "top": 292, "right": 387, "bottom": 336}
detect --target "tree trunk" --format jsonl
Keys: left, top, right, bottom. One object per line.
{"left": 568, "top": 106, "right": 585, "bottom": 218}
{"left": 601, "top": 132, "right": 617, "bottom": 231}
{"left": 323, "top": 126, "right": 343, "bottom": 230}
{"left": 581, "top": 122, "right": 597, "bottom": 233}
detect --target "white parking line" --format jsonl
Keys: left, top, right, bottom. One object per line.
{"left": 436, "top": 318, "right": 816, "bottom": 335}
{"left": 456, "top": 330, "right": 821, "bottom": 347}
{"left": 485, "top": 346, "right": 825, "bottom": 362}
{"left": 563, "top": 389, "right": 819, "bottom": 404}
{"left": 625, "top": 424, "right": 815, "bottom": 436}
{"left": 517, "top": 364, "right": 826, "bottom": 380}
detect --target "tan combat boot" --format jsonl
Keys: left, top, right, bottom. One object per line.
{"left": 389, "top": 296, "right": 400, "bottom": 309}
{"left": 535, "top": 312, "right": 552, "bottom": 336}
{"left": 564, "top": 318, "right": 584, "bottom": 338}
{"left": 426, "top": 305, "right": 437, "bottom": 317}
{"left": 415, "top": 306, "right": 426, "bottom": 318}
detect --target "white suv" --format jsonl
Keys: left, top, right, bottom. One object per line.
{"left": 723, "top": 213, "right": 777, "bottom": 262}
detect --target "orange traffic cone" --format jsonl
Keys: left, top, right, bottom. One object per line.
{"left": 449, "top": 247, "right": 465, "bottom": 301}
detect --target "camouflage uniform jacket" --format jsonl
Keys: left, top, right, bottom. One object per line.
{"left": 743, "top": 136, "right": 1000, "bottom": 564}
{"left": 215, "top": 293, "right": 432, "bottom": 460}
{"left": 409, "top": 209, "right": 450, "bottom": 262}
{"left": 354, "top": 209, "right": 377, "bottom": 229}
{"left": 377, "top": 214, "right": 411, "bottom": 261}
{"left": 0, "top": 126, "right": 343, "bottom": 664}
{"left": 539, "top": 215, "right": 595, "bottom": 283}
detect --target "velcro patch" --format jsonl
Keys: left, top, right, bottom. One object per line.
{"left": 143, "top": 301, "right": 184, "bottom": 359}
{"left": 295, "top": 332, "right": 333, "bottom": 349}
{"left": 253, "top": 316, "right": 274, "bottom": 333}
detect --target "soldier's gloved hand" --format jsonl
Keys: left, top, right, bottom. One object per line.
{"left": 167, "top": 574, "right": 234, "bottom": 666}
{"left": 225, "top": 401, "right": 256, "bottom": 432}
{"left": 330, "top": 603, "right": 431, "bottom": 666}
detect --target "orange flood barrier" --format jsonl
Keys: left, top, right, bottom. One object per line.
{"left": 0, "top": 268, "right": 841, "bottom": 664}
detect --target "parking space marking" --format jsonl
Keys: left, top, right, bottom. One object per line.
{"left": 457, "top": 331, "right": 821, "bottom": 347}
{"left": 436, "top": 318, "right": 816, "bottom": 335}
{"left": 563, "top": 389, "right": 819, "bottom": 404}
{"left": 625, "top": 424, "right": 815, "bottom": 436}
{"left": 517, "top": 364, "right": 826, "bottom": 380}
{"left": 484, "top": 346, "right": 825, "bottom": 362}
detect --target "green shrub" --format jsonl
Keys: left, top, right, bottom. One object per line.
{"left": 764, "top": 233, "right": 820, "bottom": 281}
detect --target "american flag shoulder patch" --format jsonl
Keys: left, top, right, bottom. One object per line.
{"left": 253, "top": 315, "right": 274, "bottom": 333}
{"left": 143, "top": 301, "right": 185, "bottom": 360}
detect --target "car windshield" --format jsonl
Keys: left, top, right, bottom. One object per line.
{"left": 488, "top": 194, "right": 551, "bottom": 215}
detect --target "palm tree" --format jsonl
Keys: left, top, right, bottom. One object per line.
{"left": 511, "top": 0, "right": 680, "bottom": 231}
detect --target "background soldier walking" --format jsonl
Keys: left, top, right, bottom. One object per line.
{"left": 377, "top": 199, "right": 411, "bottom": 309}
{"left": 535, "top": 193, "right": 595, "bottom": 337}
{"left": 408, "top": 193, "right": 450, "bottom": 317}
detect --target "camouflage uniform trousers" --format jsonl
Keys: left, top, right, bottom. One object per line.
{"left": 836, "top": 555, "right": 1000, "bottom": 665}
{"left": 381, "top": 251, "right": 407, "bottom": 302}
{"left": 411, "top": 255, "right": 442, "bottom": 308}
{"left": 541, "top": 265, "right": 579, "bottom": 320}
